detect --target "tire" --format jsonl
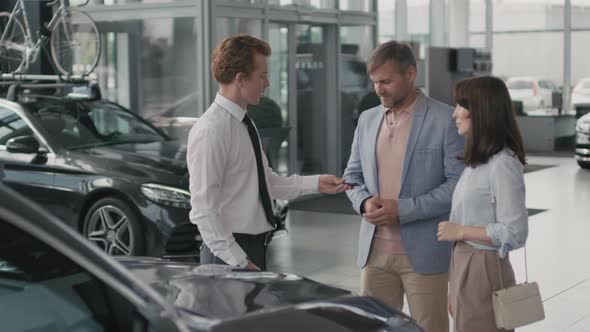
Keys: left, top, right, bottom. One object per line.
{"left": 83, "top": 197, "right": 145, "bottom": 256}
{"left": 0, "top": 12, "right": 26, "bottom": 74}
{"left": 578, "top": 161, "right": 590, "bottom": 169}
{"left": 50, "top": 9, "right": 100, "bottom": 76}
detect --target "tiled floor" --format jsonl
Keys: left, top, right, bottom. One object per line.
{"left": 267, "top": 155, "right": 590, "bottom": 331}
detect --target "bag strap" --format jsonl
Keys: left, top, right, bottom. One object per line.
{"left": 496, "top": 247, "right": 529, "bottom": 290}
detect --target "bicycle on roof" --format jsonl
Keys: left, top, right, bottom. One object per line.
{"left": 0, "top": 0, "right": 100, "bottom": 77}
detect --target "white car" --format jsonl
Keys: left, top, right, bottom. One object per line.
{"left": 572, "top": 78, "right": 590, "bottom": 117}
{"left": 507, "top": 77, "right": 558, "bottom": 110}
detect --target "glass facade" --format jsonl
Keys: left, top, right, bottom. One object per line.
{"left": 573, "top": 30, "right": 590, "bottom": 80}
{"left": 408, "top": 0, "right": 430, "bottom": 45}
{"left": 95, "top": 17, "right": 199, "bottom": 133}
{"left": 340, "top": 26, "right": 373, "bottom": 169}
{"left": 88, "top": 0, "right": 182, "bottom": 4}
{"left": 267, "top": 24, "right": 290, "bottom": 174}
{"left": 572, "top": 0, "right": 590, "bottom": 29}
{"left": 377, "top": 0, "right": 395, "bottom": 43}
{"left": 494, "top": 31, "right": 564, "bottom": 84}
{"left": 339, "top": 0, "right": 371, "bottom": 12}
{"left": 469, "top": 0, "right": 485, "bottom": 34}
{"left": 63, "top": 0, "right": 587, "bottom": 173}
{"left": 295, "top": 25, "right": 327, "bottom": 173}
{"left": 493, "top": 0, "right": 563, "bottom": 32}
{"left": 268, "top": 0, "right": 336, "bottom": 9}
{"left": 215, "top": 17, "right": 263, "bottom": 42}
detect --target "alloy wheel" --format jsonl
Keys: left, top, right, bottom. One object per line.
{"left": 86, "top": 205, "right": 134, "bottom": 255}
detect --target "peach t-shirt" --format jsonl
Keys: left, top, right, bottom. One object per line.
{"left": 373, "top": 93, "right": 420, "bottom": 255}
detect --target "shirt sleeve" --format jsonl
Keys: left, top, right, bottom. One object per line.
{"left": 485, "top": 154, "right": 529, "bottom": 258}
{"left": 187, "top": 125, "right": 247, "bottom": 267}
{"left": 343, "top": 113, "right": 373, "bottom": 215}
{"left": 263, "top": 152, "right": 320, "bottom": 200}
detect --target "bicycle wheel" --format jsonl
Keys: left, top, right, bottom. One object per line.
{"left": 0, "top": 12, "right": 26, "bottom": 74}
{"left": 50, "top": 9, "right": 100, "bottom": 76}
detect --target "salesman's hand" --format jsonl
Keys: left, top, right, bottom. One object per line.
{"left": 318, "top": 175, "right": 353, "bottom": 194}
{"left": 246, "top": 261, "right": 261, "bottom": 270}
{"left": 363, "top": 198, "right": 399, "bottom": 225}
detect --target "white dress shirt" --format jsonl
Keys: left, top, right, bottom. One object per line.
{"left": 187, "top": 93, "right": 320, "bottom": 267}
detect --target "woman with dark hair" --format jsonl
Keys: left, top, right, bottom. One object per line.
{"left": 436, "top": 76, "right": 529, "bottom": 332}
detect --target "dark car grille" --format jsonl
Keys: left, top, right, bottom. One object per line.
{"left": 165, "top": 224, "right": 201, "bottom": 254}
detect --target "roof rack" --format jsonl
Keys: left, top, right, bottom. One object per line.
{"left": 0, "top": 74, "right": 101, "bottom": 102}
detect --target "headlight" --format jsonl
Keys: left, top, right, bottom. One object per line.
{"left": 577, "top": 121, "right": 590, "bottom": 133}
{"left": 141, "top": 183, "right": 191, "bottom": 209}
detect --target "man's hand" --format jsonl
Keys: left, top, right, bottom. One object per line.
{"left": 245, "top": 261, "right": 261, "bottom": 270}
{"left": 318, "top": 175, "right": 353, "bottom": 194}
{"left": 363, "top": 198, "right": 399, "bottom": 225}
{"left": 437, "top": 221, "right": 464, "bottom": 241}
{"left": 362, "top": 196, "right": 382, "bottom": 214}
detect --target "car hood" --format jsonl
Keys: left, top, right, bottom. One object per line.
{"left": 118, "top": 257, "right": 350, "bottom": 319}
{"left": 117, "top": 257, "right": 421, "bottom": 331}
{"left": 76, "top": 140, "right": 189, "bottom": 185}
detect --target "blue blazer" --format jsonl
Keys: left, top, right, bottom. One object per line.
{"left": 343, "top": 94, "right": 465, "bottom": 274}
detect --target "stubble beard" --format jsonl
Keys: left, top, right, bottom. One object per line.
{"left": 380, "top": 94, "right": 407, "bottom": 109}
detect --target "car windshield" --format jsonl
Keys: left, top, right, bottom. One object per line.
{"left": 508, "top": 81, "right": 534, "bottom": 89}
{"left": 27, "top": 100, "right": 166, "bottom": 150}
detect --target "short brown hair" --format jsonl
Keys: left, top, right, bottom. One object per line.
{"left": 367, "top": 40, "right": 416, "bottom": 73}
{"left": 453, "top": 76, "right": 526, "bottom": 167}
{"left": 211, "top": 34, "right": 271, "bottom": 84}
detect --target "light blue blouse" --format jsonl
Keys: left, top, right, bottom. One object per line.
{"left": 450, "top": 149, "right": 528, "bottom": 258}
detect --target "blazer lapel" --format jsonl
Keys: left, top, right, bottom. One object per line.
{"left": 400, "top": 94, "right": 429, "bottom": 190}
{"left": 370, "top": 106, "right": 387, "bottom": 192}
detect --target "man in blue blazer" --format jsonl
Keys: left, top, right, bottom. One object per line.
{"left": 343, "top": 41, "right": 464, "bottom": 332}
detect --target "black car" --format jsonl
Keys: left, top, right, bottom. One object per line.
{"left": 0, "top": 183, "right": 423, "bottom": 331}
{"left": 0, "top": 80, "right": 200, "bottom": 259}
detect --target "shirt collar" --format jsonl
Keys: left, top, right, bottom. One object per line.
{"left": 214, "top": 93, "right": 247, "bottom": 121}
{"left": 386, "top": 90, "right": 422, "bottom": 115}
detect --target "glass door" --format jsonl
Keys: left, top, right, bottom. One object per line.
{"left": 294, "top": 24, "right": 329, "bottom": 174}
{"left": 267, "top": 23, "right": 290, "bottom": 175}
{"left": 268, "top": 23, "right": 336, "bottom": 175}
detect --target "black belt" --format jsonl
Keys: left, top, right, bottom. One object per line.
{"left": 234, "top": 231, "right": 274, "bottom": 245}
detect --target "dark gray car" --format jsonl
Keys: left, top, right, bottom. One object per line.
{"left": 0, "top": 183, "right": 423, "bottom": 332}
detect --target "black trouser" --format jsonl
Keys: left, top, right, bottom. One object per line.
{"left": 199, "top": 232, "right": 271, "bottom": 271}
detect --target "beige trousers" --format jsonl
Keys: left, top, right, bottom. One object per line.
{"left": 449, "top": 242, "right": 516, "bottom": 332}
{"left": 361, "top": 249, "right": 449, "bottom": 332}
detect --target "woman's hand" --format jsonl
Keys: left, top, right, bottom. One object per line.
{"left": 437, "top": 221, "right": 465, "bottom": 241}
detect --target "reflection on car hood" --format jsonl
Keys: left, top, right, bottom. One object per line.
{"left": 80, "top": 141, "right": 188, "bottom": 182}
{"left": 117, "top": 257, "right": 350, "bottom": 319}
{"left": 117, "top": 257, "right": 423, "bottom": 331}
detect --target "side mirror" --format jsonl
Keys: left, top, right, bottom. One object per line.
{"left": 6, "top": 135, "right": 40, "bottom": 154}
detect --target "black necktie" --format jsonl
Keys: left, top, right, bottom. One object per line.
{"left": 243, "top": 114, "right": 277, "bottom": 228}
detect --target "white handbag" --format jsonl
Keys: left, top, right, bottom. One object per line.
{"left": 492, "top": 248, "right": 545, "bottom": 329}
